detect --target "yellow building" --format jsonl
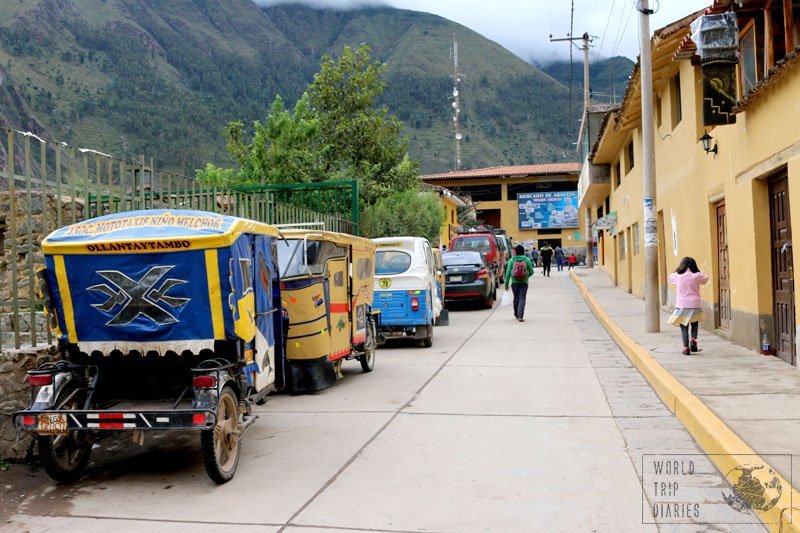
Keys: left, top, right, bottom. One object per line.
{"left": 421, "top": 163, "right": 584, "bottom": 253}
{"left": 423, "top": 184, "right": 467, "bottom": 248}
{"left": 581, "top": 1, "right": 800, "bottom": 363}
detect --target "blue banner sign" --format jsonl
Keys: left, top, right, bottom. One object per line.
{"left": 518, "top": 191, "right": 579, "bottom": 229}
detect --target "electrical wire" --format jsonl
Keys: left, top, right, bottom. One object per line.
{"left": 568, "top": 0, "right": 575, "bottom": 133}
{"left": 594, "top": 0, "right": 617, "bottom": 62}
{"left": 611, "top": 0, "right": 637, "bottom": 58}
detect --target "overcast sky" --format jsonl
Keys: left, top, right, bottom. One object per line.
{"left": 257, "top": 0, "right": 711, "bottom": 64}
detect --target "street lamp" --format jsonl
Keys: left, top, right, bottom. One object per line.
{"left": 700, "top": 132, "right": 718, "bottom": 155}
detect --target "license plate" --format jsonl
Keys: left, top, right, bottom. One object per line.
{"left": 38, "top": 413, "right": 67, "bottom": 435}
{"left": 449, "top": 275, "right": 463, "bottom": 282}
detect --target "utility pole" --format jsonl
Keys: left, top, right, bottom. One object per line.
{"left": 450, "top": 35, "right": 464, "bottom": 171}
{"left": 550, "top": 32, "right": 594, "bottom": 268}
{"left": 639, "top": 0, "right": 659, "bottom": 332}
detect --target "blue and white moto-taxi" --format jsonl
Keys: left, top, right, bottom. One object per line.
{"left": 372, "top": 237, "right": 442, "bottom": 347}
{"left": 14, "top": 210, "right": 283, "bottom": 484}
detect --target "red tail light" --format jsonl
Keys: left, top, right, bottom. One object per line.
{"left": 476, "top": 269, "right": 489, "bottom": 279}
{"left": 192, "top": 376, "right": 216, "bottom": 389}
{"left": 28, "top": 374, "right": 52, "bottom": 387}
{"left": 192, "top": 414, "right": 207, "bottom": 426}
{"left": 22, "top": 415, "right": 35, "bottom": 426}
{"left": 411, "top": 297, "right": 419, "bottom": 311}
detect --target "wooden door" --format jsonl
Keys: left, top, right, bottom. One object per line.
{"left": 715, "top": 202, "right": 731, "bottom": 330}
{"left": 769, "top": 173, "right": 796, "bottom": 365}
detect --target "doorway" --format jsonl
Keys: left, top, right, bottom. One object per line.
{"left": 626, "top": 227, "right": 633, "bottom": 293}
{"left": 769, "top": 171, "right": 795, "bottom": 365}
{"left": 598, "top": 231, "right": 605, "bottom": 265}
{"left": 476, "top": 209, "right": 501, "bottom": 228}
{"left": 715, "top": 201, "right": 731, "bottom": 330}
{"left": 657, "top": 210, "right": 667, "bottom": 306}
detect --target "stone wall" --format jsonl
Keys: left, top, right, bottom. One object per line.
{"left": 0, "top": 345, "right": 58, "bottom": 461}
{"left": 1, "top": 311, "right": 50, "bottom": 349}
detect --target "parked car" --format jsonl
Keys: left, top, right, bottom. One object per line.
{"left": 373, "top": 237, "right": 442, "bottom": 347}
{"left": 450, "top": 232, "right": 502, "bottom": 288}
{"left": 442, "top": 251, "right": 497, "bottom": 308}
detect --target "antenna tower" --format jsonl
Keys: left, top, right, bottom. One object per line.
{"left": 450, "top": 35, "right": 464, "bottom": 171}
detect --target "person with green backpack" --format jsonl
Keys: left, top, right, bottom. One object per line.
{"left": 504, "top": 244, "right": 534, "bottom": 322}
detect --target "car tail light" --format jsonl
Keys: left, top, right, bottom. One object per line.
{"left": 192, "top": 375, "right": 216, "bottom": 389}
{"left": 411, "top": 297, "right": 419, "bottom": 311}
{"left": 28, "top": 374, "right": 52, "bottom": 387}
{"left": 22, "top": 415, "right": 35, "bottom": 426}
{"left": 192, "top": 413, "right": 207, "bottom": 426}
{"left": 476, "top": 269, "right": 489, "bottom": 279}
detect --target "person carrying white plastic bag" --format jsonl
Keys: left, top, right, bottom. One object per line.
{"left": 504, "top": 244, "right": 534, "bottom": 322}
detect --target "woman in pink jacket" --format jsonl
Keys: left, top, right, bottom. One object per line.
{"left": 667, "top": 257, "right": 709, "bottom": 355}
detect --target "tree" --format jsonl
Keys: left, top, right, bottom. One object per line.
{"left": 221, "top": 93, "right": 321, "bottom": 186}
{"left": 309, "top": 44, "right": 408, "bottom": 180}
{"left": 362, "top": 190, "right": 444, "bottom": 243}
{"left": 195, "top": 163, "right": 235, "bottom": 187}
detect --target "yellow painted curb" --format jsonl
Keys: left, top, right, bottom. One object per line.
{"left": 571, "top": 270, "right": 800, "bottom": 532}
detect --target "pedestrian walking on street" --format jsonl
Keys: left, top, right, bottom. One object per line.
{"left": 667, "top": 257, "right": 709, "bottom": 355}
{"left": 505, "top": 244, "right": 533, "bottom": 322}
{"left": 530, "top": 247, "right": 539, "bottom": 267}
{"left": 554, "top": 246, "right": 565, "bottom": 271}
{"left": 539, "top": 243, "right": 553, "bottom": 277}
{"left": 567, "top": 253, "right": 576, "bottom": 270}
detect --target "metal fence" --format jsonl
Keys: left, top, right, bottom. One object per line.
{"left": 0, "top": 126, "right": 358, "bottom": 350}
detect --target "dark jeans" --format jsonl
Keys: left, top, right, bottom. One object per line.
{"left": 542, "top": 259, "right": 551, "bottom": 276}
{"left": 556, "top": 257, "right": 564, "bottom": 271}
{"left": 511, "top": 283, "right": 528, "bottom": 319}
{"left": 680, "top": 322, "right": 699, "bottom": 347}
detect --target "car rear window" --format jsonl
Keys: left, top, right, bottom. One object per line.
{"left": 376, "top": 250, "right": 412, "bottom": 275}
{"left": 451, "top": 236, "right": 492, "bottom": 253}
{"left": 443, "top": 252, "right": 484, "bottom": 266}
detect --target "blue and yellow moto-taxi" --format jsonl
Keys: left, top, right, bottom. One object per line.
{"left": 372, "top": 237, "right": 443, "bottom": 348}
{"left": 15, "top": 209, "right": 283, "bottom": 484}
{"left": 276, "top": 229, "right": 378, "bottom": 391}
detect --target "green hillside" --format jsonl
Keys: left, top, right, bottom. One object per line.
{"left": 539, "top": 56, "right": 635, "bottom": 106}
{"left": 0, "top": 0, "right": 580, "bottom": 175}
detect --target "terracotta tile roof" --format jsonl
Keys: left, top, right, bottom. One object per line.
{"left": 420, "top": 163, "right": 581, "bottom": 181}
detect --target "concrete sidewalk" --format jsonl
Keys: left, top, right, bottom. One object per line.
{"left": 572, "top": 267, "right": 800, "bottom": 531}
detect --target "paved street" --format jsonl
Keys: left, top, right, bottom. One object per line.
{"left": 6, "top": 270, "right": 763, "bottom": 532}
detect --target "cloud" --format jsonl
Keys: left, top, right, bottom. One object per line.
{"left": 253, "top": 0, "right": 387, "bottom": 9}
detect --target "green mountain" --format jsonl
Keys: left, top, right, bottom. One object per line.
{"left": 0, "top": 0, "right": 580, "bottom": 175}
{"left": 539, "top": 56, "right": 635, "bottom": 107}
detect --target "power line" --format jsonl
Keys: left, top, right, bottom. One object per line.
{"left": 611, "top": 0, "right": 637, "bottom": 58}
{"left": 568, "top": 0, "right": 575, "bottom": 130}
{"left": 594, "top": 0, "right": 618, "bottom": 62}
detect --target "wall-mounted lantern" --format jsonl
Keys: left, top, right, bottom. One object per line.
{"left": 700, "top": 132, "right": 718, "bottom": 156}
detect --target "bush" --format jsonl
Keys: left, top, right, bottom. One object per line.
{"left": 362, "top": 190, "right": 443, "bottom": 244}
